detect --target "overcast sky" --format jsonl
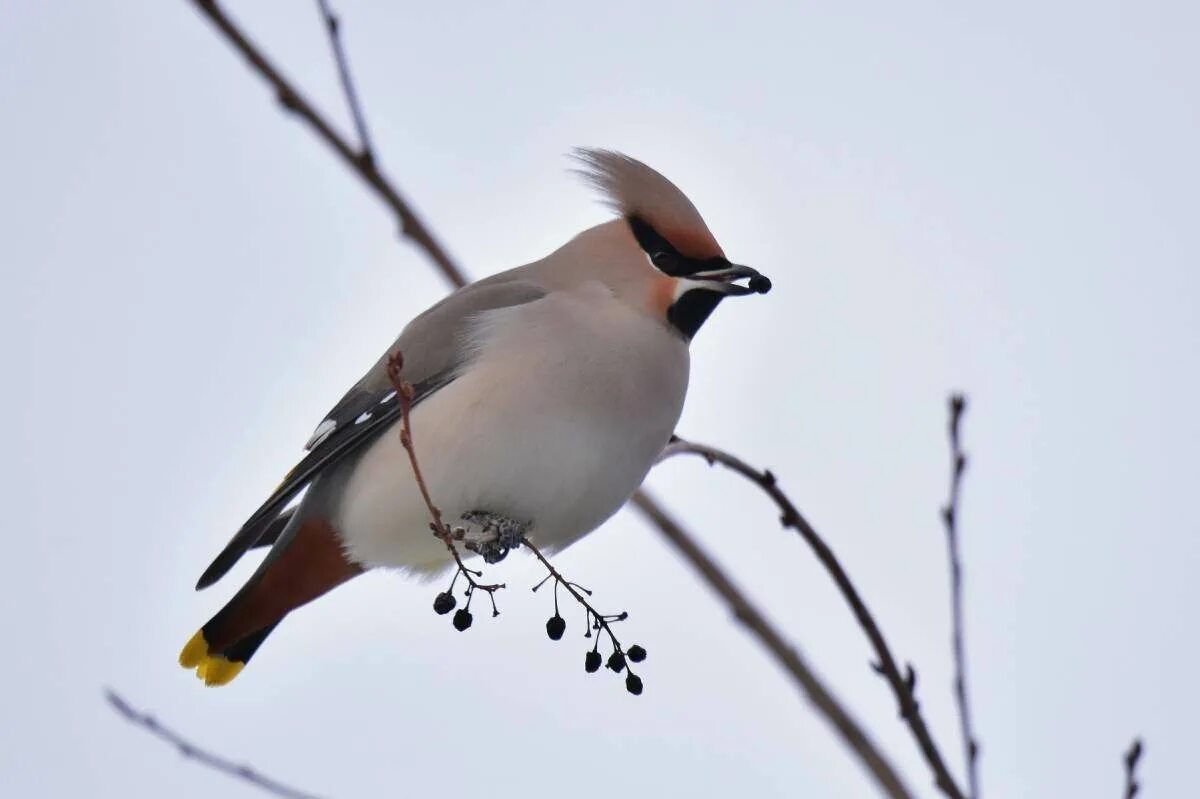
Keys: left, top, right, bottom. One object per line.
{"left": 4, "top": 1, "right": 1199, "bottom": 797}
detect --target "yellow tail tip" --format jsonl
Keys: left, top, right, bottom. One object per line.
{"left": 178, "top": 630, "right": 209, "bottom": 668}
{"left": 200, "top": 657, "right": 245, "bottom": 687}
{"left": 179, "top": 630, "right": 246, "bottom": 686}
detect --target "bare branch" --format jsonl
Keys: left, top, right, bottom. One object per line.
{"left": 104, "top": 689, "right": 323, "bottom": 799}
{"left": 1123, "top": 738, "right": 1144, "bottom": 799}
{"left": 313, "top": 0, "right": 376, "bottom": 163}
{"left": 942, "top": 394, "right": 980, "bottom": 798}
{"left": 628, "top": 492, "right": 915, "bottom": 799}
{"left": 657, "top": 436, "right": 967, "bottom": 799}
{"left": 186, "top": 0, "right": 467, "bottom": 287}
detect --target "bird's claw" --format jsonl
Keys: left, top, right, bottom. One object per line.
{"left": 454, "top": 510, "right": 530, "bottom": 564}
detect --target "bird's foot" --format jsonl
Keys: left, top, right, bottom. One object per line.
{"left": 450, "top": 511, "right": 530, "bottom": 564}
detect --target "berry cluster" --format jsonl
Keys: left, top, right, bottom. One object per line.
{"left": 529, "top": 555, "right": 647, "bottom": 696}
{"left": 431, "top": 565, "right": 504, "bottom": 633}
{"left": 429, "top": 540, "right": 649, "bottom": 696}
{"left": 585, "top": 643, "right": 648, "bottom": 695}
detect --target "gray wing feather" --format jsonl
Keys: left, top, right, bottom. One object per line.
{"left": 308, "top": 279, "right": 545, "bottom": 449}
{"left": 196, "top": 279, "right": 546, "bottom": 589}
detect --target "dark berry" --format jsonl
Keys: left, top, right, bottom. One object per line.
{"left": 452, "top": 608, "right": 473, "bottom": 631}
{"left": 627, "top": 644, "right": 647, "bottom": 662}
{"left": 432, "top": 592, "right": 456, "bottom": 615}
{"left": 545, "top": 615, "right": 566, "bottom": 641}
{"left": 606, "top": 651, "right": 626, "bottom": 673}
{"left": 584, "top": 650, "right": 602, "bottom": 673}
{"left": 625, "top": 673, "right": 643, "bottom": 695}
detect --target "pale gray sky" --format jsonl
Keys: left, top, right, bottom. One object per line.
{"left": 3, "top": 1, "right": 1198, "bottom": 797}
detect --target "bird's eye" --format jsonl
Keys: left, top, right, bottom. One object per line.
{"left": 650, "top": 251, "right": 675, "bottom": 269}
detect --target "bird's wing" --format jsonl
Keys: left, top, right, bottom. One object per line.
{"left": 195, "top": 279, "right": 547, "bottom": 589}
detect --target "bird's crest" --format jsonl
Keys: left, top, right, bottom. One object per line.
{"left": 571, "top": 148, "right": 723, "bottom": 259}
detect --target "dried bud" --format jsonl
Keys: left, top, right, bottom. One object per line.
{"left": 585, "top": 650, "right": 602, "bottom": 673}
{"left": 452, "top": 608, "right": 473, "bottom": 632}
{"left": 606, "top": 651, "right": 626, "bottom": 673}
{"left": 432, "top": 592, "right": 456, "bottom": 615}
{"left": 625, "top": 673, "right": 643, "bottom": 695}
{"left": 626, "top": 644, "right": 647, "bottom": 663}
{"left": 545, "top": 615, "right": 566, "bottom": 641}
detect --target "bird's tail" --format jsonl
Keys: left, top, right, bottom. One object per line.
{"left": 179, "top": 621, "right": 281, "bottom": 686}
{"left": 179, "top": 517, "right": 362, "bottom": 686}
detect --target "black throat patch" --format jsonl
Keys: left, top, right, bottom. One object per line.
{"left": 666, "top": 289, "right": 724, "bottom": 340}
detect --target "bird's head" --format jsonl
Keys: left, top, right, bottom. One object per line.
{"left": 568, "top": 148, "right": 771, "bottom": 340}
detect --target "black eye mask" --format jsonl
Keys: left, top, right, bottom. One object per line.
{"left": 628, "top": 215, "right": 730, "bottom": 277}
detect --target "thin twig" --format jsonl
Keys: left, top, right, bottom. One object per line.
{"left": 522, "top": 537, "right": 640, "bottom": 685}
{"left": 627, "top": 493, "right": 914, "bottom": 799}
{"left": 1123, "top": 738, "right": 1144, "bottom": 799}
{"left": 658, "top": 436, "right": 967, "bottom": 799}
{"left": 104, "top": 689, "right": 323, "bottom": 799}
{"left": 186, "top": 0, "right": 467, "bottom": 287}
{"left": 942, "top": 394, "right": 979, "bottom": 798}
{"left": 313, "top": 0, "right": 375, "bottom": 163}
{"left": 386, "top": 351, "right": 505, "bottom": 601}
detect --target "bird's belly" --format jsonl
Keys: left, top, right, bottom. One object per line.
{"left": 335, "top": 306, "right": 688, "bottom": 573}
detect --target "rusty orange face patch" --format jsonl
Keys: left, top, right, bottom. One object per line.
{"left": 650, "top": 273, "right": 678, "bottom": 317}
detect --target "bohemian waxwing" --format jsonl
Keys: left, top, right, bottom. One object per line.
{"left": 180, "top": 149, "right": 772, "bottom": 685}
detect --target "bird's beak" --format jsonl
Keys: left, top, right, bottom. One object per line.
{"left": 688, "top": 263, "right": 773, "bottom": 296}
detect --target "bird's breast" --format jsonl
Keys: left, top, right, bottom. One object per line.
{"left": 337, "top": 288, "right": 689, "bottom": 571}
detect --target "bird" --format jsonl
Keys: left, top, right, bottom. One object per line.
{"left": 180, "top": 149, "right": 772, "bottom": 685}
